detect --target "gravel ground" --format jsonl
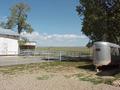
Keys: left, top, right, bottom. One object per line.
{"left": 0, "top": 57, "right": 120, "bottom": 90}
{"left": 0, "top": 72, "right": 120, "bottom": 90}
{"left": 0, "top": 56, "right": 49, "bottom": 66}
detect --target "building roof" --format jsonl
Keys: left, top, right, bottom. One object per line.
{"left": 0, "top": 28, "right": 19, "bottom": 36}
{"left": 24, "top": 42, "right": 36, "bottom": 46}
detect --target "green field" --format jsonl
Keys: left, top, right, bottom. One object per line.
{"left": 36, "top": 47, "right": 92, "bottom": 56}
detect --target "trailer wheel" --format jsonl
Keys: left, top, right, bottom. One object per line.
{"left": 95, "top": 67, "right": 100, "bottom": 72}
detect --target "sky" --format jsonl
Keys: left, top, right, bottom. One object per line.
{"left": 0, "top": 0, "right": 89, "bottom": 47}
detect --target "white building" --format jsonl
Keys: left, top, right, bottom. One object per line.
{"left": 0, "top": 28, "right": 19, "bottom": 55}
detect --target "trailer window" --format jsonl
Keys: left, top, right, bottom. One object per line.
{"left": 96, "top": 48, "right": 100, "bottom": 51}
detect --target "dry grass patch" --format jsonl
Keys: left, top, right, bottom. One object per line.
{"left": 0, "top": 61, "right": 118, "bottom": 86}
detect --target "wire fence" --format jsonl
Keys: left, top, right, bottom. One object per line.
{"left": 19, "top": 47, "right": 93, "bottom": 61}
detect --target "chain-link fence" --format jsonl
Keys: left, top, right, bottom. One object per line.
{"left": 19, "top": 47, "right": 93, "bottom": 61}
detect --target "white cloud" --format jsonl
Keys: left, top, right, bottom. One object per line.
{"left": 0, "top": 16, "right": 7, "bottom": 22}
{"left": 21, "top": 31, "right": 89, "bottom": 46}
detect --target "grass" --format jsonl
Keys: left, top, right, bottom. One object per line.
{"left": 0, "top": 61, "right": 90, "bottom": 75}
{"left": 114, "top": 73, "right": 120, "bottom": 79}
{"left": 79, "top": 77, "right": 103, "bottom": 84}
{"left": 76, "top": 74, "right": 115, "bottom": 85}
{"left": 37, "top": 74, "right": 55, "bottom": 80}
{"left": 36, "top": 47, "right": 92, "bottom": 56}
{"left": 63, "top": 73, "right": 115, "bottom": 85}
{"left": 37, "top": 75, "right": 50, "bottom": 80}
{"left": 0, "top": 60, "right": 118, "bottom": 85}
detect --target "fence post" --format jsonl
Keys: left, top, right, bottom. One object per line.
{"left": 59, "top": 51, "right": 62, "bottom": 61}
{"left": 47, "top": 51, "right": 49, "bottom": 61}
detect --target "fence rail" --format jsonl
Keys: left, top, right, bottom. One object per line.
{"left": 19, "top": 48, "right": 92, "bottom": 61}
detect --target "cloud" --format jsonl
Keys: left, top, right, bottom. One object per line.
{"left": 21, "top": 32, "right": 89, "bottom": 46}
{"left": 0, "top": 16, "right": 7, "bottom": 22}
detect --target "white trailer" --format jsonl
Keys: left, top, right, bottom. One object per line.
{"left": 93, "top": 41, "right": 120, "bottom": 72}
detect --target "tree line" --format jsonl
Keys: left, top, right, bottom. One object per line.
{"left": 76, "top": 0, "right": 120, "bottom": 45}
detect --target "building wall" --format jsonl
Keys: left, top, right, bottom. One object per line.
{"left": 0, "top": 37, "right": 18, "bottom": 55}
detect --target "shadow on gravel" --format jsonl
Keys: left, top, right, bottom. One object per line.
{"left": 76, "top": 63, "right": 120, "bottom": 76}
{"left": 77, "top": 64, "right": 95, "bottom": 71}
{"left": 61, "top": 55, "right": 93, "bottom": 62}
{"left": 96, "top": 65, "right": 120, "bottom": 76}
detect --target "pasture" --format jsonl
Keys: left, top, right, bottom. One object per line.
{"left": 34, "top": 47, "right": 92, "bottom": 59}
{"left": 36, "top": 47, "right": 92, "bottom": 55}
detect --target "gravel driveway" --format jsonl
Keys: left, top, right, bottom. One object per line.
{"left": 0, "top": 56, "right": 48, "bottom": 66}
{"left": 0, "top": 56, "right": 120, "bottom": 90}
{"left": 0, "top": 72, "right": 120, "bottom": 90}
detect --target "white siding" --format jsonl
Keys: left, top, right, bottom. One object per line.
{"left": 0, "top": 37, "right": 18, "bottom": 55}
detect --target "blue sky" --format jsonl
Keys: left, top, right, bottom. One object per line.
{"left": 0, "top": 0, "right": 89, "bottom": 47}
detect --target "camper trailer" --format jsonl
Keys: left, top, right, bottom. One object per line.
{"left": 93, "top": 41, "right": 120, "bottom": 71}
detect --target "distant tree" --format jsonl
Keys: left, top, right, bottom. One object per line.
{"left": 0, "top": 22, "right": 6, "bottom": 28}
{"left": 18, "top": 37, "right": 29, "bottom": 46}
{"left": 76, "top": 0, "right": 120, "bottom": 45}
{"left": 6, "top": 2, "right": 33, "bottom": 34}
{"left": 5, "top": 16, "right": 15, "bottom": 29}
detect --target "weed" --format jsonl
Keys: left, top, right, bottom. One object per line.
{"left": 37, "top": 75, "right": 50, "bottom": 80}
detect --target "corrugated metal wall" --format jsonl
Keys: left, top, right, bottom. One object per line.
{"left": 0, "top": 37, "right": 18, "bottom": 55}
